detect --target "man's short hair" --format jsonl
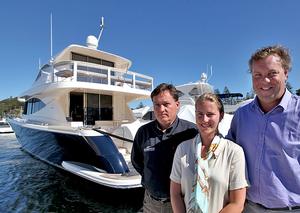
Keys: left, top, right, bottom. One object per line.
{"left": 151, "top": 83, "right": 179, "bottom": 101}
{"left": 249, "top": 45, "right": 292, "bottom": 72}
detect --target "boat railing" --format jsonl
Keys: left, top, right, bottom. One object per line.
{"left": 53, "top": 61, "right": 153, "bottom": 91}
{"left": 94, "top": 120, "right": 131, "bottom": 129}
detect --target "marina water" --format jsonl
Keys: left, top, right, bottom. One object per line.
{"left": 0, "top": 133, "right": 143, "bottom": 213}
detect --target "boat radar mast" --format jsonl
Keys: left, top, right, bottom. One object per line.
{"left": 86, "top": 16, "right": 105, "bottom": 49}
{"left": 200, "top": 65, "right": 213, "bottom": 83}
{"left": 200, "top": 72, "right": 208, "bottom": 83}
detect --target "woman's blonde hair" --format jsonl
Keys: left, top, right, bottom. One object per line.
{"left": 195, "top": 93, "right": 224, "bottom": 116}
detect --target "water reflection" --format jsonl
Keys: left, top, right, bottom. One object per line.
{"left": 0, "top": 134, "right": 143, "bottom": 213}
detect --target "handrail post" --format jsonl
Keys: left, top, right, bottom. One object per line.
{"left": 133, "top": 73, "right": 136, "bottom": 89}
{"left": 108, "top": 68, "right": 111, "bottom": 85}
{"left": 73, "top": 61, "right": 77, "bottom": 82}
{"left": 151, "top": 78, "right": 153, "bottom": 91}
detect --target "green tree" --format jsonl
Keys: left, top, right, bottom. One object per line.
{"left": 245, "top": 92, "right": 251, "bottom": 100}
{"left": 286, "top": 81, "right": 293, "bottom": 94}
{"left": 214, "top": 88, "right": 220, "bottom": 94}
{"left": 245, "top": 89, "right": 255, "bottom": 100}
{"left": 0, "top": 97, "right": 23, "bottom": 117}
{"left": 223, "top": 86, "right": 230, "bottom": 94}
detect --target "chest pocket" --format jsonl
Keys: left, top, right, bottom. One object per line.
{"left": 284, "top": 111, "right": 300, "bottom": 141}
{"left": 282, "top": 111, "right": 300, "bottom": 158}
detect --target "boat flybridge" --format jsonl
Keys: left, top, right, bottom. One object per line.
{"left": 8, "top": 19, "right": 153, "bottom": 189}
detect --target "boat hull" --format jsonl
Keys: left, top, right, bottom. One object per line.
{"left": 8, "top": 119, "right": 141, "bottom": 189}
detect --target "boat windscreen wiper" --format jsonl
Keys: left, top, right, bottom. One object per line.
{"left": 92, "top": 128, "right": 134, "bottom": 143}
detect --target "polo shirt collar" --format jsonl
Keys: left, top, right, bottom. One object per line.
{"left": 155, "top": 116, "right": 179, "bottom": 135}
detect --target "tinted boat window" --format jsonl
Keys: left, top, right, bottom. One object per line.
{"left": 23, "top": 98, "right": 46, "bottom": 115}
{"left": 71, "top": 52, "right": 115, "bottom": 68}
{"left": 100, "top": 95, "right": 112, "bottom": 120}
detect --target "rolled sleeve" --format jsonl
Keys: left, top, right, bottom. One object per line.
{"left": 170, "top": 145, "right": 183, "bottom": 184}
{"left": 229, "top": 145, "right": 249, "bottom": 190}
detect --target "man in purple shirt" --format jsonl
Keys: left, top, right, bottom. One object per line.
{"left": 226, "top": 45, "right": 300, "bottom": 212}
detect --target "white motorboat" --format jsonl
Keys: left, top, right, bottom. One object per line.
{"left": 0, "top": 118, "right": 14, "bottom": 134}
{"left": 8, "top": 19, "right": 153, "bottom": 189}
{"left": 140, "top": 73, "right": 234, "bottom": 137}
{"left": 175, "top": 73, "right": 233, "bottom": 136}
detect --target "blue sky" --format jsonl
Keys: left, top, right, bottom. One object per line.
{"left": 1, "top": 0, "right": 300, "bottom": 102}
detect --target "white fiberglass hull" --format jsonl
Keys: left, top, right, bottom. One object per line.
{"left": 8, "top": 118, "right": 141, "bottom": 189}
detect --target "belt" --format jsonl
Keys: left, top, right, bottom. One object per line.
{"left": 248, "top": 200, "right": 300, "bottom": 211}
{"left": 149, "top": 195, "right": 170, "bottom": 203}
{"left": 147, "top": 193, "right": 170, "bottom": 203}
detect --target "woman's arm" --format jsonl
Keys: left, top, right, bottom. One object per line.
{"left": 219, "top": 187, "right": 246, "bottom": 213}
{"left": 170, "top": 181, "right": 186, "bottom": 213}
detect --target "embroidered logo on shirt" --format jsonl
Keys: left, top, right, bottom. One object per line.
{"left": 144, "top": 146, "right": 155, "bottom": 152}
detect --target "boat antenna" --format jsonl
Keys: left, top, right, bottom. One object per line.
{"left": 50, "top": 13, "right": 53, "bottom": 62}
{"left": 206, "top": 65, "right": 213, "bottom": 82}
{"left": 97, "top": 16, "right": 105, "bottom": 44}
{"left": 86, "top": 17, "right": 104, "bottom": 49}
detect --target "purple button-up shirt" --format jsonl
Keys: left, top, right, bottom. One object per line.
{"left": 226, "top": 90, "right": 300, "bottom": 208}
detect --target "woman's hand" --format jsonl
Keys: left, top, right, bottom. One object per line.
{"left": 170, "top": 181, "right": 186, "bottom": 213}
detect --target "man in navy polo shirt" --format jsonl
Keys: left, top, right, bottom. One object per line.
{"left": 131, "top": 83, "right": 198, "bottom": 213}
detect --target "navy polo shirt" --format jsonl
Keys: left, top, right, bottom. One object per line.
{"left": 131, "top": 117, "right": 198, "bottom": 199}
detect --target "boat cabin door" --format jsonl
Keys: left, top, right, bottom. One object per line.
{"left": 70, "top": 92, "right": 113, "bottom": 126}
{"left": 86, "top": 93, "right": 99, "bottom": 125}
{"left": 70, "top": 93, "right": 98, "bottom": 125}
{"left": 69, "top": 93, "right": 84, "bottom": 123}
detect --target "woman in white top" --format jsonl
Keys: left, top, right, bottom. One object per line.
{"left": 170, "top": 93, "right": 248, "bottom": 213}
